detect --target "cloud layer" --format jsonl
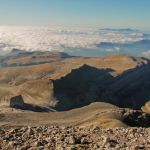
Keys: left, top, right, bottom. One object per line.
{"left": 0, "top": 26, "right": 149, "bottom": 57}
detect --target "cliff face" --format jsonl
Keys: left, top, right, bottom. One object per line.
{"left": 52, "top": 63, "right": 150, "bottom": 111}
{"left": 52, "top": 65, "right": 114, "bottom": 110}
{"left": 10, "top": 95, "right": 24, "bottom": 108}
{"left": 108, "top": 62, "right": 150, "bottom": 109}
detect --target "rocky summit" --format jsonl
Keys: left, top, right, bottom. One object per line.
{"left": 0, "top": 126, "right": 149, "bottom": 150}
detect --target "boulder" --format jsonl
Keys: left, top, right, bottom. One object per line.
{"left": 10, "top": 95, "right": 24, "bottom": 108}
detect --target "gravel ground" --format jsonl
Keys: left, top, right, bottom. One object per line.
{"left": 0, "top": 126, "right": 149, "bottom": 150}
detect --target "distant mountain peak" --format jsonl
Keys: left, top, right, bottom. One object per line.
{"left": 11, "top": 48, "right": 23, "bottom": 53}
{"left": 100, "top": 28, "right": 137, "bottom": 32}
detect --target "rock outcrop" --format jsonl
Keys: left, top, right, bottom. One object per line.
{"left": 9, "top": 95, "right": 24, "bottom": 108}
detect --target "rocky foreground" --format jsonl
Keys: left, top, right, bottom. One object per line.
{"left": 0, "top": 126, "right": 149, "bottom": 150}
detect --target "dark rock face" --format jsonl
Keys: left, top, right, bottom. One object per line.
{"left": 52, "top": 63, "right": 150, "bottom": 111}
{"left": 10, "top": 95, "right": 24, "bottom": 108}
{"left": 52, "top": 65, "right": 114, "bottom": 110}
{"left": 123, "top": 110, "right": 150, "bottom": 127}
{"left": 109, "top": 62, "right": 150, "bottom": 109}
{"left": 10, "top": 95, "right": 52, "bottom": 112}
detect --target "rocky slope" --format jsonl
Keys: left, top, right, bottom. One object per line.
{"left": 0, "top": 126, "right": 149, "bottom": 150}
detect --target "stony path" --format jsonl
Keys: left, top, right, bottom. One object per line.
{"left": 0, "top": 126, "right": 149, "bottom": 150}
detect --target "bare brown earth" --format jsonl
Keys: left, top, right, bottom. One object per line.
{"left": 0, "top": 102, "right": 126, "bottom": 128}
{"left": 0, "top": 51, "right": 150, "bottom": 129}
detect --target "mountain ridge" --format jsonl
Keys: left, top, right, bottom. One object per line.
{"left": 0, "top": 53, "right": 150, "bottom": 128}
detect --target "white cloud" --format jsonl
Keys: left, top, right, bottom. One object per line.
{"left": 0, "top": 26, "right": 144, "bottom": 53}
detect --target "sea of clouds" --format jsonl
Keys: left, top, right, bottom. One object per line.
{"left": 0, "top": 26, "right": 150, "bottom": 57}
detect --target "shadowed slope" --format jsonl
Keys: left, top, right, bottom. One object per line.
{"left": 53, "top": 63, "right": 150, "bottom": 111}
{"left": 52, "top": 65, "right": 114, "bottom": 110}
{"left": 108, "top": 62, "right": 150, "bottom": 109}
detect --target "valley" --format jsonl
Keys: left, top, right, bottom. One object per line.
{"left": 0, "top": 50, "right": 149, "bottom": 129}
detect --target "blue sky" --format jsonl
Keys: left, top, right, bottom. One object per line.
{"left": 0, "top": 0, "right": 150, "bottom": 29}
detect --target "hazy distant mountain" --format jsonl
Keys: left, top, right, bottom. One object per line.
{"left": 97, "top": 39, "right": 150, "bottom": 47}
{"left": 96, "top": 39, "right": 150, "bottom": 56}
{"left": 0, "top": 49, "right": 71, "bottom": 67}
{"left": 100, "top": 28, "right": 137, "bottom": 32}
